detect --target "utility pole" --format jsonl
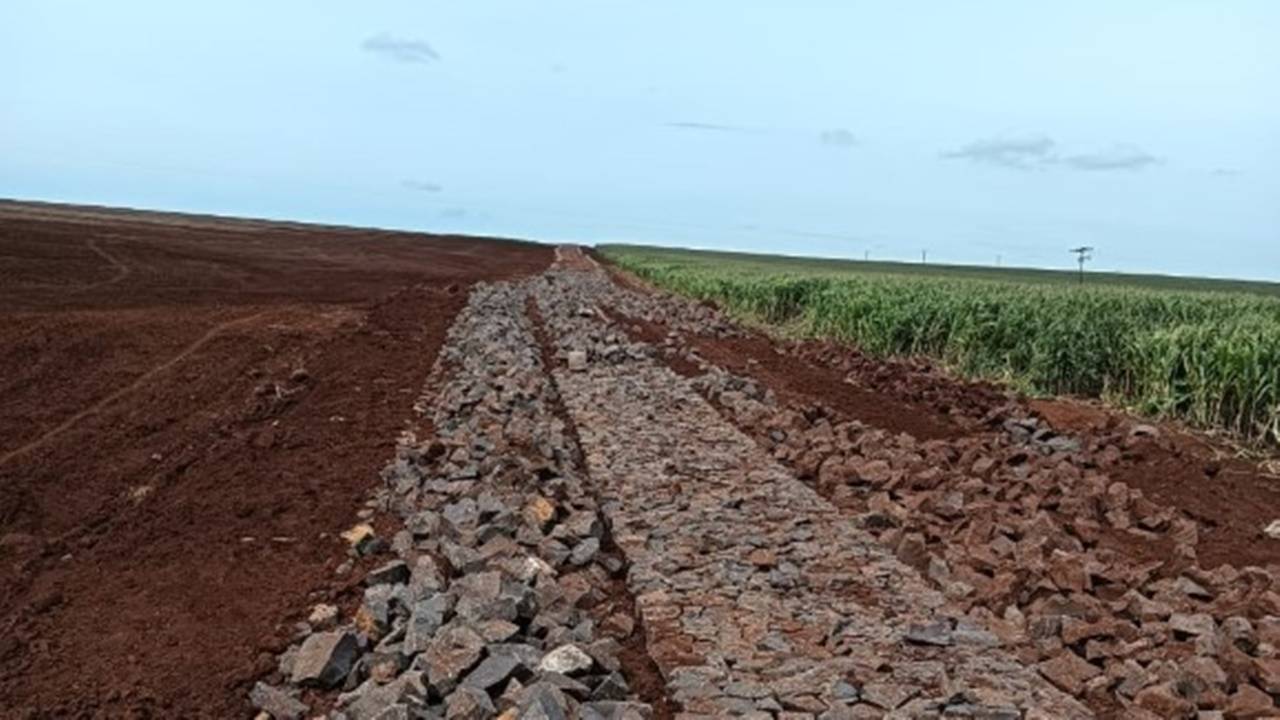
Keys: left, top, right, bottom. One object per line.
{"left": 921, "top": 249, "right": 927, "bottom": 264}
{"left": 1069, "top": 246, "right": 1094, "bottom": 285}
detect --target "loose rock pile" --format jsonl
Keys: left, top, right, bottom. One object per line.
{"left": 252, "top": 282, "right": 655, "bottom": 719}
{"left": 591, "top": 256, "right": 1280, "bottom": 718}
{"left": 711, "top": 385, "right": 1280, "bottom": 717}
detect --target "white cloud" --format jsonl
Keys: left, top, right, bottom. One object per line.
{"left": 1062, "top": 145, "right": 1161, "bottom": 171}
{"left": 942, "top": 136, "right": 1056, "bottom": 170}
{"left": 362, "top": 33, "right": 439, "bottom": 64}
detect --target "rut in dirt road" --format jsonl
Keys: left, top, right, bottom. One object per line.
{"left": 533, "top": 258, "right": 1089, "bottom": 718}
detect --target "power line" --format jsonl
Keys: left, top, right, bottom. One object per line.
{"left": 1069, "top": 246, "right": 1094, "bottom": 285}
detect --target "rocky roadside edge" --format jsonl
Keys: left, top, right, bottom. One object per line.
{"left": 247, "top": 281, "right": 667, "bottom": 720}
{"left": 581, "top": 258, "right": 1280, "bottom": 719}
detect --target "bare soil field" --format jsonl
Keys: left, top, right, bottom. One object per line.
{"left": 0, "top": 201, "right": 551, "bottom": 717}
{"left": 7, "top": 206, "right": 1280, "bottom": 719}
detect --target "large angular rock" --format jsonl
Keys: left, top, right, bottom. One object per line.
{"left": 367, "top": 559, "right": 411, "bottom": 586}
{"left": 488, "top": 642, "right": 544, "bottom": 668}
{"left": 454, "top": 571, "right": 509, "bottom": 622}
{"left": 443, "top": 498, "right": 481, "bottom": 533}
{"left": 404, "top": 593, "right": 455, "bottom": 653}
{"left": 513, "top": 683, "right": 572, "bottom": 720}
{"left": 903, "top": 620, "right": 953, "bottom": 647}
{"left": 409, "top": 556, "right": 446, "bottom": 600}
{"left": 536, "top": 671, "right": 592, "bottom": 700}
{"left": 462, "top": 652, "right": 528, "bottom": 692}
{"left": 569, "top": 538, "right": 600, "bottom": 566}
{"left": 476, "top": 618, "right": 521, "bottom": 643}
{"left": 538, "top": 644, "right": 594, "bottom": 675}
{"left": 1226, "top": 684, "right": 1277, "bottom": 719}
{"left": 1221, "top": 616, "right": 1258, "bottom": 654}
{"left": 357, "top": 584, "right": 406, "bottom": 640}
{"left": 446, "top": 685, "right": 497, "bottom": 719}
{"left": 1037, "top": 650, "right": 1100, "bottom": 695}
{"left": 1254, "top": 657, "right": 1280, "bottom": 694}
{"left": 339, "top": 672, "right": 429, "bottom": 720}
{"left": 249, "top": 682, "right": 308, "bottom": 720}
{"left": 1169, "top": 613, "right": 1216, "bottom": 638}
{"left": 1047, "top": 550, "right": 1089, "bottom": 592}
{"left": 590, "top": 672, "right": 630, "bottom": 701}
{"left": 1134, "top": 683, "right": 1195, "bottom": 718}
{"left": 291, "top": 631, "right": 360, "bottom": 688}
{"left": 422, "top": 622, "right": 486, "bottom": 695}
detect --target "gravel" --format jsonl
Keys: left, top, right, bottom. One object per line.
{"left": 255, "top": 247, "right": 1280, "bottom": 718}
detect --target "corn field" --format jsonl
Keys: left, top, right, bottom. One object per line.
{"left": 601, "top": 246, "right": 1280, "bottom": 447}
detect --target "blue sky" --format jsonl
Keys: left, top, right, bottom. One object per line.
{"left": 3, "top": 2, "right": 1278, "bottom": 279}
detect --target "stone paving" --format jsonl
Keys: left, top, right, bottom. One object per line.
{"left": 532, "top": 260, "right": 1091, "bottom": 719}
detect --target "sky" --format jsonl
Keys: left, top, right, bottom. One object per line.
{"left": 3, "top": 2, "right": 1278, "bottom": 279}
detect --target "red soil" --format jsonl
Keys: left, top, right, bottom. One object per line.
{"left": 1030, "top": 397, "right": 1280, "bottom": 570}
{"left": 0, "top": 201, "right": 551, "bottom": 718}
{"left": 598, "top": 255, "right": 1280, "bottom": 574}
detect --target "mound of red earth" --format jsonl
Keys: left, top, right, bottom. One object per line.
{"left": 597, "top": 254, "right": 1280, "bottom": 718}
{"left": 0, "top": 202, "right": 550, "bottom": 717}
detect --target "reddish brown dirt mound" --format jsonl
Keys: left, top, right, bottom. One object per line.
{"left": 694, "top": 333, "right": 966, "bottom": 442}
{"left": 0, "top": 201, "right": 551, "bottom": 718}
{"left": 620, "top": 311, "right": 961, "bottom": 441}
{"left": 594, "top": 251, "right": 1002, "bottom": 441}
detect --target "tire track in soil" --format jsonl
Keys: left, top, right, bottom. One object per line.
{"left": 11, "top": 237, "right": 135, "bottom": 292}
{"left": 0, "top": 310, "right": 268, "bottom": 468}
{"left": 79, "top": 237, "right": 133, "bottom": 290}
